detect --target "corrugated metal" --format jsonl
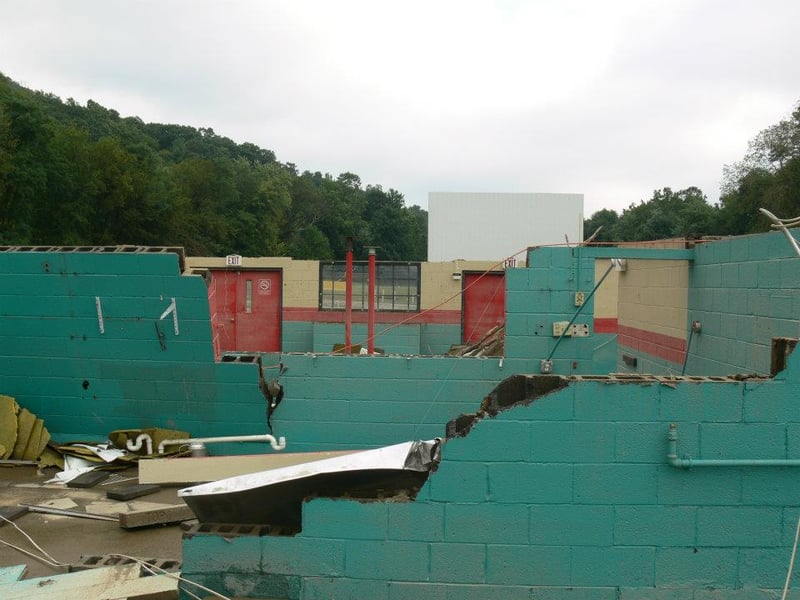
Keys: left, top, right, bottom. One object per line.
{"left": 427, "top": 192, "right": 583, "bottom": 262}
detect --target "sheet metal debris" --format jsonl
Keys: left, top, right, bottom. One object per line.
{"left": 179, "top": 439, "right": 442, "bottom": 527}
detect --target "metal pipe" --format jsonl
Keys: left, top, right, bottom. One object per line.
{"left": 667, "top": 423, "right": 800, "bottom": 468}
{"left": 157, "top": 434, "right": 286, "bottom": 455}
{"left": 345, "top": 237, "right": 353, "bottom": 353}
{"left": 126, "top": 433, "right": 153, "bottom": 455}
{"left": 759, "top": 208, "right": 800, "bottom": 258}
{"left": 367, "top": 247, "right": 376, "bottom": 354}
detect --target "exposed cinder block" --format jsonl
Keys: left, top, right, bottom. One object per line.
{"left": 739, "top": 547, "right": 800, "bottom": 589}
{"left": 530, "top": 421, "right": 615, "bottom": 463}
{"left": 700, "top": 422, "right": 786, "bottom": 460}
{"left": 443, "top": 419, "right": 531, "bottom": 462}
{"left": 260, "top": 536, "right": 346, "bottom": 577}
{"left": 657, "top": 465, "right": 742, "bottom": 505}
{"left": 489, "top": 463, "right": 573, "bottom": 503}
{"left": 429, "top": 543, "right": 485, "bottom": 583}
{"left": 445, "top": 503, "right": 528, "bottom": 544}
{"left": 428, "top": 461, "right": 488, "bottom": 502}
{"left": 614, "top": 506, "right": 696, "bottom": 546}
{"left": 345, "top": 540, "right": 429, "bottom": 581}
{"left": 574, "top": 464, "right": 657, "bottom": 505}
{"left": 303, "top": 577, "right": 389, "bottom": 600}
{"left": 529, "top": 504, "right": 613, "bottom": 545}
{"left": 387, "top": 501, "right": 445, "bottom": 542}
{"left": 618, "top": 586, "right": 694, "bottom": 600}
{"left": 301, "top": 498, "right": 387, "bottom": 540}
{"left": 655, "top": 547, "right": 738, "bottom": 587}
{"left": 531, "top": 587, "right": 619, "bottom": 600}
{"left": 697, "top": 506, "right": 782, "bottom": 546}
{"left": 486, "top": 544, "right": 571, "bottom": 586}
{"left": 571, "top": 546, "right": 655, "bottom": 587}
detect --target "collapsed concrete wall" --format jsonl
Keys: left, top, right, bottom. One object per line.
{"left": 183, "top": 352, "right": 800, "bottom": 598}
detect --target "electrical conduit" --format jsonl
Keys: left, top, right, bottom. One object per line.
{"left": 667, "top": 423, "right": 800, "bottom": 468}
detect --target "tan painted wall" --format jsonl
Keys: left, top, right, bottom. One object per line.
{"left": 187, "top": 257, "right": 507, "bottom": 311}
{"left": 421, "top": 261, "right": 499, "bottom": 310}
{"left": 617, "top": 259, "right": 689, "bottom": 340}
{"left": 187, "top": 256, "right": 320, "bottom": 308}
{"left": 593, "top": 261, "right": 619, "bottom": 319}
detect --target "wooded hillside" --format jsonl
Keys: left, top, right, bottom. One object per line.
{"left": 0, "top": 73, "right": 427, "bottom": 260}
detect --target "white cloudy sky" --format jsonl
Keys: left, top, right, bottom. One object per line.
{"left": 2, "top": 0, "right": 798, "bottom": 217}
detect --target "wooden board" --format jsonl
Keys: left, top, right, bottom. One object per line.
{"left": 139, "top": 450, "right": 358, "bottom": 484}
{"left": 0, "top": 563, "right": 178, "bottom": 599}
{"left": 67, "top": 469, "right": 111, "bottom": 488}
{"left": 106, "top": 483, "right": 161, "bottom": 501}
{"left": 118, "top": 504, "right": 195, "bottom": 529}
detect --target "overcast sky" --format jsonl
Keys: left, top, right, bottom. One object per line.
{"left": 2, "top": 0, "right": 798, "bottom": 217}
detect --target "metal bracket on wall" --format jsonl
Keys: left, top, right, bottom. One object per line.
{"left": 159, "top": 297, "right": 179, "bottom": 335}
{"left": 95, "top": 296, "right": 105, "bottom": 334}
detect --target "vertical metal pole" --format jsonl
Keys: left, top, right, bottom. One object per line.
{"left": 368, "top": 247, "right": 376, "bottom": 354}
{"left": 345, "top": 237, "right": 353, "bottom": 353}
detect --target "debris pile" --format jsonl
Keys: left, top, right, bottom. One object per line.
{"left": 448, "top": 325, "right": 505, "bottom": 357}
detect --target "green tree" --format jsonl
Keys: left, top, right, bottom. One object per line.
{"left": 583, "top": 208, "right": 619, "bottom": 242}
{"left": 614, "top": 187, "right": 718, "bottom": 241}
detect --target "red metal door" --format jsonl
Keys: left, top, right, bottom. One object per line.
{"left": 462, "top": 271, "right": 505, "bottom": 344}
{"left": 209, "top": 270, "right": 281, "bottom": 357}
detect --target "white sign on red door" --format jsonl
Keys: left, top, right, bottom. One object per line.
{"left": 258, "top": 279, "right": 271, "bottom": 295}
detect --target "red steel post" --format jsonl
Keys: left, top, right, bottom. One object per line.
{"left": 367, "top": 247, "right": 376, "bottom": 354}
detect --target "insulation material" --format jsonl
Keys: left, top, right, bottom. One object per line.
{"left": 0, "top": 395, "right": 52, "bottom": 462}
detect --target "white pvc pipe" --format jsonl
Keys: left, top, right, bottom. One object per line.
{"left": 157, "top": 434, "right": 286, "bottom": 455}
{"left": 126, "top": 433, "right": 153, "bottom": 455}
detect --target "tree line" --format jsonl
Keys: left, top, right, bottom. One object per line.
{"left": 0, "top": 72, "right": 427, "bottom": 260}
{"left": 585, "top": 100, "right": 800, "bottom": 242}
{"left": 2, "top": 71, "right": 797, "bottom": 256}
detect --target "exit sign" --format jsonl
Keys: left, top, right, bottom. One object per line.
{"left": 225, "top": 254, "right": 243, "bottom": 266}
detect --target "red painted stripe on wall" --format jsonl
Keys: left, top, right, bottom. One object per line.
{"left": 593, "top": 318, "right": 618, "bottom": 334}
{"left": 282, "top": 307, "right": 462, "bottom": 325}
{"left": 618, "top": 324, "right": 686, "bottom": 365}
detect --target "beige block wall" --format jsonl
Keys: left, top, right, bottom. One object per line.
{"left": 617, "top": 259, "right": 689, "bottom": 340}
{"left": 186, "top": 256, "right": 320, "bottom": 308}
{"left": 187, "top": 257, "right": 513, "bottom": 312}
{"left": 593, "top": 261, "right": 619, "bottom": 319}
{"left": 421, "top": 261, "right": 501, "bottom": 310}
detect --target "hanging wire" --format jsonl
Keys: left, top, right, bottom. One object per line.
{"left": 358, "top": 244, "right": 530, "bottom": 350}
{"left": 0, "top": 513, "right": 233, "bottom": 600}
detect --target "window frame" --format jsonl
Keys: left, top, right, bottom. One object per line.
{"left": 318, "top": 261, "right": 421, "bottom": 312}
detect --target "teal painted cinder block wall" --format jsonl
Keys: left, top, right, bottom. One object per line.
{"left": 687, "top": 231, "right": 800, "bottom": 376}
{"left": 283, "top": 321, "right": 460, "bottom": 355}
{"left": 506, "top": 248, "right": 618, "bottom": 375}
{"left": 0, "top": 250, "right": 504, "bottom": 449}
{"left": 183, "top": 353, "right": 800, "bottom": 599}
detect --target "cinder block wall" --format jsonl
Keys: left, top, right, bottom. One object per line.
{"left": 617, "top": 259, "right": 690, "bottom": 374}
{"left": 688, "top": 232, "right": 800, "bottom": 376}
{"left": 507, "top": 247, "right": 618, "bottom": 374}
{"left": 0, "top": 250, "right": 502, "bottom": 448}
{"left": 183, "top": 357, "right": 800, "bottom": 599}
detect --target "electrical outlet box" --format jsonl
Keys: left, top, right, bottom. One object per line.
{"left": 552, "top": 321, "right": 571, "bottom": 337}
{"left": 569, "top": 323, "right": 590, "bottom": 337}
{"left": 574, "top": 291, "right": 585, "bottom": 306}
